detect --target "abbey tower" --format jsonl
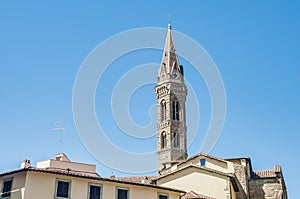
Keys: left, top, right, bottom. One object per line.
{"left": 155, "top": 24, "right": 188, "bottom": 173}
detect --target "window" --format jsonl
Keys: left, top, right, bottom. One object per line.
{"left": 158, "top": 193, "right": 168, "bottom": 199}
{"left": 173, "top": 132, "right": 180, "bottom": 148}
{"left": 116, "top": 187, "right": 129, "bottom": 199}
{"left": 161, "top": 131, "right": 167, "bottom": 149}
{"left": 55, "top": 179, "right": 70, "bottom": 198}
{"left": 1, "top": 178, "right": 13, "bottom": 198}
{"left": 172, "top": 101, "right": 179, "bottom": 120}
{"left": 161, "top": 100, "right": 166, "bottom": 121}
{"left": 89, "top": 184, "right": 102, "bottom": 199}
{"left": 200, "top": 158, "right": 206, "bottom": 166}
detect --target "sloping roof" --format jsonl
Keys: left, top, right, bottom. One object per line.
{"left": 156, "top": 164, "right": 233, "bottom": 181}
{"left": 181, "top": 191, "right": 216, "bottom": 199}
{"left": 112, "top": 176, "right": 157, "bottom": 184}
{"left": 0, "top": 167, "right": 184, "bottom": 193}
{"left": 251, "top": 169, "right": 276, "bottom": 179}
{"left": 224, "top": 156, "right": 250, "bottom": 161}
{"left": 176, "top": 153, "right": 228, "bottom": 167}
{"left": 251, "top": 165, "right": 283, "bottom": 179}
{"left": 224, "top": 156, "right": 253, "bottom": 172}
{"left": 156, "top": 164, "right": 240, "bottom": 192}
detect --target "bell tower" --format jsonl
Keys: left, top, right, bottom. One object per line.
{"left": 155, "top": 24, "right": 188, "bottom": 173}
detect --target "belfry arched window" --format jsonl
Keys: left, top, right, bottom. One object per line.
{"left": 172, "top": 101, "right": 180, "bottom": 120}
{"left": 161, "top": 131, "right": 167, "bottom": 149}
{"left": 173, "top": 132, "right": 180, "bottom": 148}
{"left": 161, "top": 100, "right": 166, "bottom": 121}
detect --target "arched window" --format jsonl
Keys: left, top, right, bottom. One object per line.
{"left": 161, "top": 100, "right": 166, "bottom": 121}
{"left": 161, "top": 131, "right": 167, "bottom": 149}
{"left": 173, "top": 132, "right": 180, "bottom": 148}
{"left": 172, "top": 101, "right": 180, "bottom": 120}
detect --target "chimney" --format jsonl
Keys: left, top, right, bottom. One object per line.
{"left": 274, "top": 164, "right": 282, "bottom": 177}
{"left": 21, "top": 159, "right": 31, "bottom": 168}
{"left": 55, "top": 153, "right": 70, "bottom": 162}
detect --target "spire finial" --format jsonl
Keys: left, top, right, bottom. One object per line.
{"left": 168, "top": 14, "right": 171, "bottom": 29}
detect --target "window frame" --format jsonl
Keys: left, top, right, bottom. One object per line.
{"left": 1, "top": 178, "right": 13, "bottom": 199}
{"left": 200, "top": 158, "right": 206, "bottom": 166}
{"left": 54, "top": 178, "right": 71, "bottom": 199}
{"left": 88, "top": 183, "right": 102, "bottom": 199}
{"left": 158, "top": 192, "right": 169, "bottom": 199}
{"left": 116, "top": 187, "right": 129, "bottom": 199}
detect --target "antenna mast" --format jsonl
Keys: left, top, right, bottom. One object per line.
{"left": 53, "top": 122, "right": 68, "bottom": 154}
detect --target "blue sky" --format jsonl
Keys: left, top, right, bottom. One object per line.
{"left": 1, "top": 1, "right": 299, "bottom": 197}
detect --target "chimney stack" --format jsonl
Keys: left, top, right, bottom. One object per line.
{"left": 21, "top": 159, "right": 31, "bottom": 168}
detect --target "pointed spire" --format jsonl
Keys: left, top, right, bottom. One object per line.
{"left": 158, "top": 23, "right": 182, "bottom": 83}
{"left": 164, "top": 22, "right": 175, "bottom": 56}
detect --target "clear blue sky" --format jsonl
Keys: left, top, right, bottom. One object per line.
{"left": 1, "top": 1, "right": 299, "bottom": 197}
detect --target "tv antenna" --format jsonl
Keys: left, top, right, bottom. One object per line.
{"left": 53, "top": 122, "right": 68, "bottom": 154}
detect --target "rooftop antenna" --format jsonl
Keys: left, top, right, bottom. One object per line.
{"left": 53, "top": 122, "right": 68, "bottom": 154}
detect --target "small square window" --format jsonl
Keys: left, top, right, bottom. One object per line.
{"left": 1, "top": 178, "right": 13, "bottom": 199}
{"left": 158, "top": 193, "right": 168, "bottom": 199}
{"left": 55, "top": 179, "right": 70, "bottom": 198}
{"left": 117, "top": 187, "right": 129, "bottom": 199}
{"left": 200, "top": 158, "right": 206, "bottom": 166}
{"left": 89, "top": 184, "right": 102, "bottom": 199}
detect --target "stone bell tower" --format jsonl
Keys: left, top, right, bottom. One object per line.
{"left": 155, "top": 24, "right": 188, "bottom": 173}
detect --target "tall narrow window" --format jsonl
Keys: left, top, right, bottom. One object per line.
{"left": 161, "top": 100, "right": 166, "bottom": 121}
{"left": 172, "top": 101, "right": 179, "bottom": 120}
{"left": 88, "top": 184, "right": 102, "bottom": 199}
{"left": 173, "top": 132, "right": 180, "bottom": 148}
{"left": 55, "top": 179, "right": 70, "bottom": 199}
{"left": 117, "top": 187, "right": 129, "bottom": 199}
{"left": 1, "top": 178, "right": 13, "bottom": 198}
{"left": 161, "top": 131, "right": 167, "bottom": 149}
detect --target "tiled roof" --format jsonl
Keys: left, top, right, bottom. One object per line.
{"left": 181, "top": 191, "right": 216, "bottom": 199}
{"left": 251, "top": 165, "right": 282, "bottom": 179}
{"left": 111, "top": 176, "right": 157, "bottom": 184}
{"left": 176, "top": 153, "right": 228, "bottom": 167}
{"left": 224, "top": 156, "right": 250, "bottom": 160}
{"left": 41, "top": 167, "right": 100, "bottom": 178}
{"left": 251, "top": 169, "right": 276, "bottom": 178}
{"left": 157, "top": 164, "right": 234, "bottom": 180}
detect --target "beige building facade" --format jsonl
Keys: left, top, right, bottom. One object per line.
{"left": 154, "top": 153, "right": 287, "bottom": 199}
{"left": 0, "top": 154, "right": 183, "bottom": 199}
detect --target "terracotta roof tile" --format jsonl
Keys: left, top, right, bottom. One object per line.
{"left": 111, "top": 176, "right": 157, "bottom": 184}
{"left": 181, "top": 191, "right": 215, "bottom": 199}
{"left": 251, "top": 169, "right": 276, "bottom": 178}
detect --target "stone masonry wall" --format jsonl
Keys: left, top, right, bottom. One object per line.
{"left": 249, "top": 178, "right": 284, "bottom": 199}
{"left": 233, "top": 164, "right": 248, "bottom": 195}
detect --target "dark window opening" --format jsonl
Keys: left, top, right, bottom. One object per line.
{"left": 117, "top": 188, "right": 128, "bottom": 199}
{"left": 89, "top": 185, "right": 101, "bottom": 199}
{"left": 1, "top": 179, "right": 12, "bottom": 198}
{"left": 56, "top": 180, "right": 70, "bottom": 198}
{"left": 161, "top": 101, "right": 166, "bottom": 121}
{"left": 159, "top": 194, "right": 168, "bottom": 199}
{"left": 172, "top": 101, "right": 179, "bottom": 120}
